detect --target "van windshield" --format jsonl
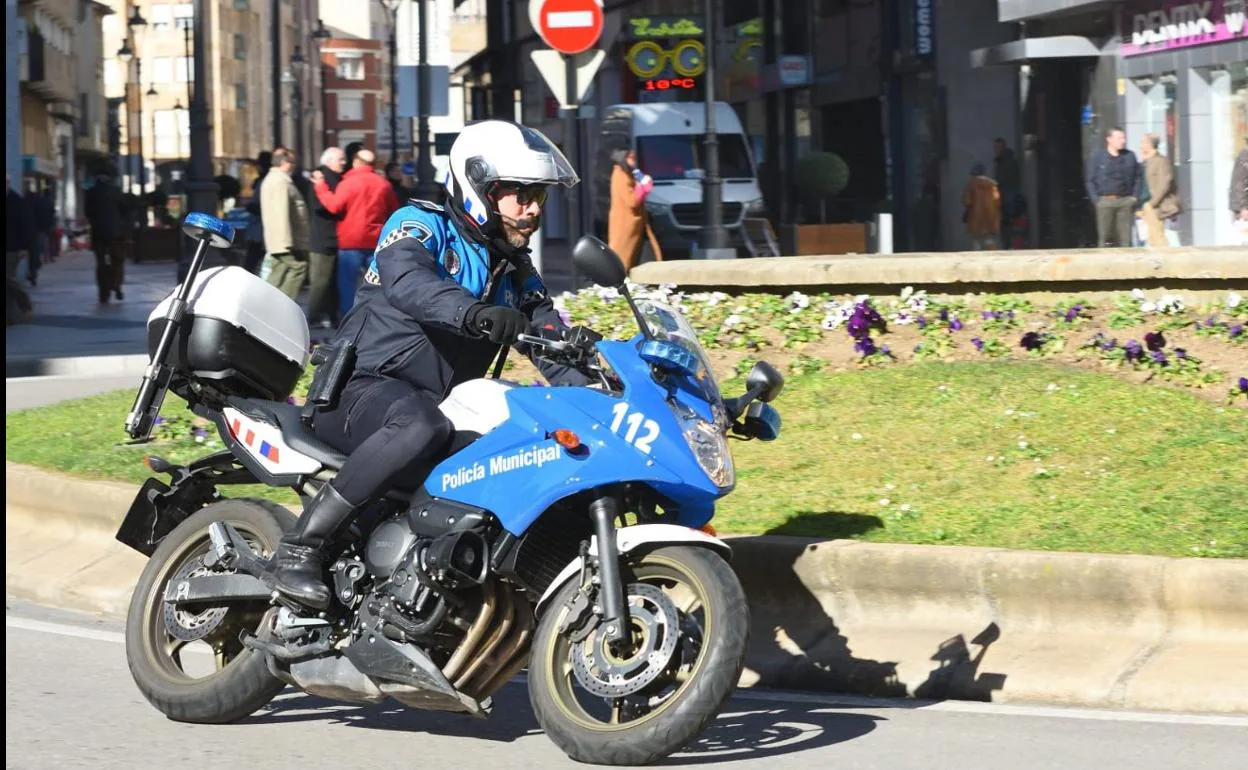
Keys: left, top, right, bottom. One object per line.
{"left": 636, "top": 134, "right": 755, "bottom": 182}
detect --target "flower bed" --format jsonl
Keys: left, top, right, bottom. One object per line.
{"left": 556, "top": 285, "right": 1248, "bottom": 406}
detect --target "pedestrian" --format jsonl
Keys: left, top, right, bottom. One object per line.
{"left": 82, "top": 163, "right": 131, "bottom": 304}
{"left": 1085, "top": 127, "right": 1141, "bottom": 248}
{"left": 245, "top": 151, "right": 272, "bottom": 275}
{"left": 993, "top": 138, "right": 1022, "bottom": 248}
{"left": 259, "top": 147, "right": 311, "bottom": 301}
{"left": 6, "top": 173, "right": 35, "bottom": 326}
{"left": 344, "top": 141, "right": 364, "bottom": 169}
{"left": 308, "top": 146, "right": 346, "bottom": 328}
{"left": 607, "top": 148, "right": 662, "bottom": 272}
{"left": 961, "top": 163, "right": 1002, "bottom": 251}
{"left": 386, "top": 162, "right": 414, "bottom": 203}
{"left": 1230, "top": 142, "right": 1248, "bottom": 245}
{"left": 1137, "top": 133, "right": 1182, "bottom": 248}
{"left": 312, "top": 148, "right": 400, "bottom": 319}
{"left": 26, "top": 184, "right": 56, "bottom": 286}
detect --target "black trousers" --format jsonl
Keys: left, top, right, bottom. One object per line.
{"left": 313, "top": 374, "right": 454, "bottom": 506}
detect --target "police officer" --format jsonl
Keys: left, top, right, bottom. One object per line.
{"left": 273, "top": 121, "right": 587, "bottom": 608}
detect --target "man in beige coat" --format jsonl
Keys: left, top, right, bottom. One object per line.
{"left": 260, "top": 147, "right": 311, "bottom": 299}
{"left": 1138, "top": 134, "right": 1181, "bottom": 247}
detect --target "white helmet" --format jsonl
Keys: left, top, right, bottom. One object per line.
{"left": 444, "top": 120, "right": 579, "bottom": 235}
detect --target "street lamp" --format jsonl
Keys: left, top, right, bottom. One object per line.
{"left": 698, "top": 0, "right": 732, "bottom": 259}
{"left": 270, "top": 0, "right": 282, "bottom": 147}
{"left": 181, "top": 0, "right": 220, "bottom": 281}
{"left": 286, "top": 47, "right": 306, "bottom": 163}
{"left": 311, "top": 19, "right": 332, "bottom": 152}
{"left": 381, "top": 0, "right": 400, "bottom": 164}
{"left": 413, "top": 0, "right": 436, "bottom": 199}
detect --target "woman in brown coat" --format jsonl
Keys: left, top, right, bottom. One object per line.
{"left": 1139, "top": 133, "right": 1182, "bottom": 247}
{"left": 607, "top": 149, "right": 663, "bottom": 272}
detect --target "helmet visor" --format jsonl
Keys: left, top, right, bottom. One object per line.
{"left": 494, "top": 126, "right": 581, "bottom": 188}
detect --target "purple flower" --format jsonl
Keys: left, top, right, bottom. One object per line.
{"left": 1230, "top": 324, "right": 1244, "bottom": 338}
{"left": 1204, "top": 316, "right": 1218, "bottom": 328}
{"left": 192, "top": 427, "right": 208, "bottom": 439}
{"left": 1239, "top": 377, "right": 1248, "bottom": 393}
{"left": 1064, "top": 305, "right": 1083, "bottom": 322}
{"left": 881, "top": 345, "right": 892, "bottom": 355}
{"left": 286, "top": 395, "right": 297, "bottom": 405}
{"left": 1101, "top": 337, "right": 1118, "bottom": 351}
{"left": 950, "top": 317, "right": 964, "bottom": 332}
{"left": 854, "top": 337, "right": 878, "bottom": 356}
{"left": 153, "top": 416, "right": 164, "bottom": 426}
{"left": 1144, "top": 331, "right": 1166, "bottom": 351}
{"left": 982, "top": 311, "right": 995, "bottom": 320}
{"left": 1007, "top": 310, "right": 1016, "bottom": 320}
{"left": 917, "top": 316, "right": 928, "bottom": 329}
{"left": 1020, "top": 332, "right": 1046, "bottom": 351}
{"left": 939, "top": 308, "right": 950, "bottom": 322}
{"left": 1174, "top": 348, "right": 1187, "bottom": 360}
{"left": 1124, "top": 339, "right": 1144, "bottom": 361}
{"left": 971, "top": 337, "right": 985, "bottom": 352}
{"left": 1150, "top": 350, "right": 1168, "bottom": 366}
{"left": 847, "top": 313, "right": 869, "bottom": 339}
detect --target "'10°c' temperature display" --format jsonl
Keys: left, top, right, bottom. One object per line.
{"left": 642, "top": 78, "right": 697, "bottom": 91}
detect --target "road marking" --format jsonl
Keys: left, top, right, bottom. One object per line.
{"left": 9, "top": 613, "right": 1248, "bottom": 728}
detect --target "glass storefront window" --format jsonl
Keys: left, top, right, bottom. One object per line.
{"left": 1134, "top": 74, "right": 1180, "bottom": 163}
{"left": 1208, "top": 62, "right": 1248, "bottom": 245}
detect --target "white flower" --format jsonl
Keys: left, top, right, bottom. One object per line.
{"left": 1132, "top": 288, "right": 1146, "bottom": 300}
{"left": 1018, "top": 440, "right": 1029, "bottom": 449}
{"left": 901, "top": 286, "right": 914, "bottom": 301}
{"left": 885, "top": 483, "right": 896, "bottom": 491}
{"left": 821, "top": 314, "right": 841, "bottom": 331}
{"left": 1156, "top": 294, "right": 1186, "bottom": 314}
{"left": 785, "top": 291, "right": 811, "bottom": 313}
{"left": 724, "top": 314, "right": 743, "bottom": 328}
{"left": 851, "top": 432, "right": 863, "bottom": 440}
{"left": 1226, "top": 292, "right": 1242, "bottom": 310}
{"left": 879, "top": 498, "right": 891, "bottom": 507}
{"left": 891, "top": 310, "right": 916, "bottom": 325}
{"left": 1005, "top": 409, "right": 1015, "bottom": 416}
{"left": 900, "top": 503, "right": 912, "bottom": 512}
{"left": 937, "top": 384, "right": 948, "bottom": 391}
{"left": 1034, "top": 467, "right": 1049, "bottom": 476}
{"left": 1046, "top": 383, "right": 1058, "bottom": 391}
{"left": 1140, "top": 301, "right": 1157, "bottom": 313}
{"left": 986, "top": 455, "right": 995, "bottom": 462}
{"left": 595, "top": 286, "right": 620, "bottom": 300}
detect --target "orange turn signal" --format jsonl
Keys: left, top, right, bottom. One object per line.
{"left": 699, "top": 523, "right": 718, "bottom": 537}
{"left": 553, "top": 429, "right": 581, "bottom": 450}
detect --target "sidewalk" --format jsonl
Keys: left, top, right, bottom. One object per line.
{"left": 5, "top": 252, "right": 189, "bottom": 377}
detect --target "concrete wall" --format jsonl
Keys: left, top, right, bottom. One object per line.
{"left": 936, "top": 0, "right": 1020, "bottom": 251}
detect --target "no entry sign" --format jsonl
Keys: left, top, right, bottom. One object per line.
{"left": 536, "top": 0, "right": 604, "bottom": 55}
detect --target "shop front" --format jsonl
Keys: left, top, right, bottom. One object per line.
{"left": 1120, "top": 0, "right": 1248, "bottom": 244}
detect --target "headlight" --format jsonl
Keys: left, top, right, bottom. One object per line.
{"left": 679, "top": 412, "right": 735, "bottom": 489}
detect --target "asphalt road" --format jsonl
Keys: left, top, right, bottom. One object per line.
{"left": 5, "top": 600, "right": 1245, "bottom": 770}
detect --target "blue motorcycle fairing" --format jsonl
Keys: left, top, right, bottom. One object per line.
{"left": 423, "top": 340, "right": 727, "bottom": 535}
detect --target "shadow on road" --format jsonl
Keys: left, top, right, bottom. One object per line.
{"left": 251, "top": 681, "right": 884, "bottom": 761}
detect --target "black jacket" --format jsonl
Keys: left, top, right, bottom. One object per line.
{"left": 83, "top": 178, "right": 131, "bottom": 242}
{"left": 309, "top": 166, "right": 342, "bottom": 253}
{"left": 331, "top": 201, "right": 586, "bottom": 401}
{"left": 6, "top": 189, "right": 34, "bottom": 253}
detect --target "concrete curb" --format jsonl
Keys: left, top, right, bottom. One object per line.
{"left": 6, "top": 462, "right": 1246, "bottom": 714}
{"left": 5, "top": 354, "right": 151, "bottom": 380}
{"left": 629, "top": 247, "right": 1248, "bottom": 292}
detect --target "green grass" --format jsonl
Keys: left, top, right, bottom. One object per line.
{"left": 7, "top": 361, "right": 1247, "bottom": 558}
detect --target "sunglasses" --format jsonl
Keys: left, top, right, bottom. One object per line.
{"left": 495, "top": 183, "right": 549, "bottom": 207}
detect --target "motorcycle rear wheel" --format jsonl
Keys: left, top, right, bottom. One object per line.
{"left": 124, "top": 498, "right": 293, "bottom": 724}
{"left": 528, "top": 545, "right": 749, "bottom": 766}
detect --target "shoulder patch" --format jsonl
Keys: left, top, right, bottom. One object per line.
{"left": 377, "top": 226, "right": 413, "bottom": 252}
{"left": 443, "top": 247, "right": 461, "bottom": 276}
{"left": 398, "top": 219, "right": 434, "bottom": 244}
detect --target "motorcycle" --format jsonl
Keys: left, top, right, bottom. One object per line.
{"left": 115, "top": 213, "right": 784, "bottom": 765}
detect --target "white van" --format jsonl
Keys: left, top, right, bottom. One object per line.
{"left": 593, "top": 102, "right": 764, "bottom": 259}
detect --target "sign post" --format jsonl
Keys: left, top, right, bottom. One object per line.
{"left": 533, "top": 0, "right": 605, "bottom": 255}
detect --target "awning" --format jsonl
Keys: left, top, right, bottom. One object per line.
{"left": 970, "top": 36, "right": 1105, "bottom": 68}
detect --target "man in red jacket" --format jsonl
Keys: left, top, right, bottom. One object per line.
{"left": 312, "top": 148, "right": 400, "bottom": 318}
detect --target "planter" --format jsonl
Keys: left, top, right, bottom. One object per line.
{"left": 792, "top": 223, "right": 869, "bottom": 256}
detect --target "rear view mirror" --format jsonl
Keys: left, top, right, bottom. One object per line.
{"left": 573, "top": 236, "right": 627, "bottom": 288}
{"left": 742, "top": 402, "right": 782, "bottom": 442}
{"left": 746, "top": 361, "right": 784, "bottom": 403}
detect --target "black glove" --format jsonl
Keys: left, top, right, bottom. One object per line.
{"left": 466, "top": 304, "right": 528, "bottom": 345}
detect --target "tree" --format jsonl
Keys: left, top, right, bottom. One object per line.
{"left": 793, "top": 152, "right": 850, "bottom": 224}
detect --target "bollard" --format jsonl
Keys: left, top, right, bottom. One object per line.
{"left": 876, "top": 212, "right": 894, "bottom": 255}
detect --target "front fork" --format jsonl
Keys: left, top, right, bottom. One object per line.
{"left": 590, "top": 495, "right": 631, "bottom": 645}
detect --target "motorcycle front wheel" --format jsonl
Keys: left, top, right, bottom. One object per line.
{"left": 528, "top": 545, "right": 749, "bottom": 766}
{"left": 124, "top": 498, "right": 292, "bottom": 724}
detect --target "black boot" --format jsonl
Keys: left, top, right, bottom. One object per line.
{"left": 272, "top": 483, "right": 356, "bottom": 609}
